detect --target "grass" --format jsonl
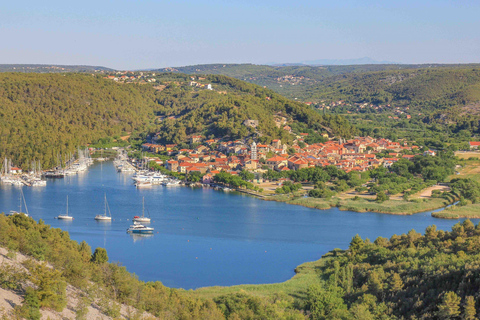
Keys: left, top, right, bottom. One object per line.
{"left": 454, "top": 151, "right": 480, "bottom": 160}
{"left": 432, "top": 203, "right": 480, "bottom": 219}
{"left": 188, "top": 254, "right": 335, "bottom": 300}
{"left": 447, "top": 159, "right": 480, "bottom": 184}
{"left": 264, "top": 194, "right": 448, "bottom": 215}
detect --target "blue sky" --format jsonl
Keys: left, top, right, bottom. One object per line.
{"left": 1, "top": 0, "right": 479, "bottom": 69}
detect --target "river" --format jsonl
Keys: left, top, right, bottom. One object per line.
{"left": 0, "top": 161, "right": 477, "bottom": 289}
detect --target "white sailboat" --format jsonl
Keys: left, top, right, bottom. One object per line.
{"left": 6, "top": 188, "right": 29, "bottom": 217}
{"left": 132, "top": 197, "right": 151, "bottom": 223}
{"left": 95, "top": 194, "right": 112, "bottom": 221}
{"left": 57, "top": 195, "right": 74, "bottom": 220}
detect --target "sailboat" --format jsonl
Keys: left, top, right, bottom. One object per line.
{"left": 132, "top": 197, "right": 151, "bottom": 223}
{"left": 57, "top": 195, "right": 74, "bottom": 220}
{"left": 7, "top": 188, "right": 29, "bottom": 217}
{"left": 95, "top": 194, "right": 112, "bottom": 221}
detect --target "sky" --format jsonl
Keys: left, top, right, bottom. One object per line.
{"left": 1, "top": 0, "right": 479, "bottom": 70}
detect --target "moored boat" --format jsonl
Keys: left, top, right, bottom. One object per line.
{"left": 126, "top": 221, "right": 154, "bottom": 234}
{"left": 132, "top": 197, "right": 151, "bottom": 223}
{"left": 57, "top": 195, "right": 74, "bottom": 220}
{"left": 95, "top": 193, "right": 112, "bottom": 221}
{"left": 6, "top": 188, "right": 29, "bottom": 217}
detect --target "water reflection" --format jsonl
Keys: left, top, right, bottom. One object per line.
{"left": 130, "top": 233, "right": 154, "bottom": 243}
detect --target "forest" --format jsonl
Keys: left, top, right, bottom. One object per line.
{"left": 155, "top": 63, "right": 480, "bottom": 105}
{"left": 152, "top": 74, "right": 356, "bottom": 145}
{"left": 0, "top": 73, "right": 159, "bottom": 169}
{"left": 0, "top": 72, "right": 354, "bottom": 169}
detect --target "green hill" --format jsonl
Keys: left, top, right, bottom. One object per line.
{"left": 151, "top": 73, "right": 356, "bottom": 145}
{"left": 0, "top": 73, "right": 159, "bottom": 169}
{"left": 154, "top": 63, "right": 480, "bottom": 103}
{"left": 0, "top": 72, "right": 354, "bottom": 169}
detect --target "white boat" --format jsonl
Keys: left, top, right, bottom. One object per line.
{"left": 127, "top": 221, "right": 154, "bottom": 234}
{"left": 163, "top": 179, "right": 181, "bottom": 187}
{"left": 6, "top": 188, "right": 29, "bottom": 217}
{"left": 95, "top": 194, "right": 112, "bottom": 221}
{"left": 132, "top": 197, "right": 151, "bottom": 223}
{"left": 135, "top": 181, "right": 152, "bottom": 188}
{"left": 31, "top": 179, "right": 47, "bottom": 187}
{"left": 57, "top": 195, "right": 74, "bottom": 220}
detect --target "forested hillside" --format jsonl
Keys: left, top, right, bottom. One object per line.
{"left": 0, "top": 73, "right": 159, "bottom": 168}
{"left": 305, "top": 219, "right": 480, "bottom": 319}
{"left": 154, "top": 63, "right": 480, "bottom": 103}
{"left": 0, "top": 73, "right": 354, "bottom": 169}
{"left": 152, "top": 73, "right": 356, "bottom": 144}
{"left": 303, "top": 68, "right": 480, "bottom": 110}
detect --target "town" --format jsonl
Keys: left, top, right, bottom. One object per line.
{"left": 140, "top": 132, "right": 429, "bottom": 187}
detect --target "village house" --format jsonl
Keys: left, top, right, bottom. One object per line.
{"left": 202, "top": 173, "right": 214, "bottom": 184}
{"left": 190, "top": 135, "right": 203, "bottom": 144}
{"left": 165, "top": 160, "right": 179, "bottom": 172}
{"left": 266, "top": 155, "right": 288, "bottom": 170}
{"left": 469, "top": 141, "right": 480, "bottom": 150}
{"left": 243, "top": 119, "right": 259, "bottom": 128}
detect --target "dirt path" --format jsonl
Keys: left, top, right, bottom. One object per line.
{"left": 416, "top": 185, "right": 450, "bottom": 198}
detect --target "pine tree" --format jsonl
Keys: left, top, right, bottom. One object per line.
{"left": 91, "top": 247, "right": 109, "bottom": 264}
{"left": 437, "top": 291, "right": 461, "bottom": 319}
{"left": 388, "top": 273, "right": 404, "bottom": 292}
{"left": 463, "top": 296, "right": 476, "bottom": 320}
{"left": 350, "top": 234, "right": 365, "bottom": 253}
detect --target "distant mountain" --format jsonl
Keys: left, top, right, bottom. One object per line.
{"left": 0, "top": 64, "right": 114, "bottom": 73}
{"left": 271, "top": 57, "right": 398, "bottom": 66}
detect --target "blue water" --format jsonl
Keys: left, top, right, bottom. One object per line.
{"left": 0, "top": 162, "right": 476, "bottom": 289}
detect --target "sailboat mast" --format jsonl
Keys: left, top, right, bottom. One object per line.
{"left": 18, "top": 190, "right": 22, "bottom": 212}
{"left": 104, "top": 193, "right": 107, "bottom": 216}
{"left": 66, "top": 195, "right": 69, "bottom": 216}
{"left": 21, "top": 189, "right": 29, "bottom": 216}
{"left": 142, "top": 197, "right": 145, "bottom": 218}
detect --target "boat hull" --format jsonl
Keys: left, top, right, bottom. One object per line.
{"left": 133, "top": 218, "right": 151, "bottom": 223}
{"left": 95, "top": 216, "right": 112, "bottom": 221}
{"left": 57, "top": 215, "right": 73, "bottom": 220}
{"left": 128, "top": 229, "right": 154, "bottom": 234}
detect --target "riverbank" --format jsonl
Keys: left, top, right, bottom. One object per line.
{"left": 190, "top": 250, "right": 340, "bottom": 300}
{"left": 432, "top": 203, "right": 480, "bottom": 219}
{"left": 260, "top": 193, "right": 450, "bottom": 216}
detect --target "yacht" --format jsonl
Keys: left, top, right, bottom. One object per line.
{"left": 95, "top": 194, "right": 112, "bottom": 221}
{"left": 132, "top": 197, "right": 151, "bottom": 223}
{"left": 57, "top": 195, "right": 74, "bottom": 220}
{"left": 6, "top": 188, "right": 29, "bottom": 217}
{"left": 30, "top": 179, "right": 47, "bottom": 187}
{"left": 135, "top": 181, "right": 152, "bottom": 188}
{"left": 127, "top": 221, "right": 154, "bottom": 234}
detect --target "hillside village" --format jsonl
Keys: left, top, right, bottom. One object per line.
{"left": 141, "top": 132, "right": 427, "bottom": 185}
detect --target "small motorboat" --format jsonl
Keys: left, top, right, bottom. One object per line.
{"left": 127, "top": 221, "right": 154, "bottom": 234}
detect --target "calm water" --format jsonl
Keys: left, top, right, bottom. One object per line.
{"left": 0, "top": 162, "right": 477, "bottom": 289}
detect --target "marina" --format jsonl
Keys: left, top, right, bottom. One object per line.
{"left": 0, "top": 149, "right": 94, "bottom": 187}
{"left": 0, "top": 161, "right": 478, "bottom": 289}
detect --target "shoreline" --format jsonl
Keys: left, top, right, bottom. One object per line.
{"left": 232, "top": 189, "right": 471, "bottom": 218}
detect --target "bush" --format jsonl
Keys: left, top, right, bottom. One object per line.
{"left": 20, "top": 287, "right": 41, "bottom": 320}
{"left": 376, "top": 192, "right": 389, "bottom": 203}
